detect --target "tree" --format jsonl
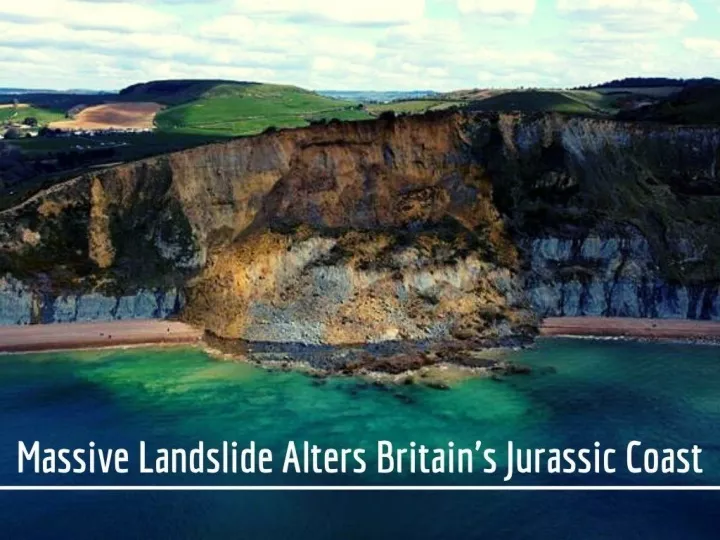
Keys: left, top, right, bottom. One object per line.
{"left": 22, "top": 117, "right": 38, "bottom": 127}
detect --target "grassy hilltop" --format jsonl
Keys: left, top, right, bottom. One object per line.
{"left": 152, "top": 82, "right": 372, "bottom": 135}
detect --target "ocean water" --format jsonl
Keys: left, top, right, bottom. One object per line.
{"left": 1, "top": 338, "right": 720, "bottom": 538}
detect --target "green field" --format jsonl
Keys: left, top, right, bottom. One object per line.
{"left": 439, "top": 87, "right": 685, "bottom": 116}
{"left": 468, "top": 90, "right": 602, "bottom": 115}
{"left": 0, "top": 105, "right": 65, "bottom": 126}
{"left": 561, "top": 90, "right": 623, "bottom": 113}
{"left": 11, "top": 131, "right": 226, "bottom": 156}
{"left": 307, "top": 109, "right": 376, "bottom": 122}
{"left": 155, "top": 83, "right": 372, "bottom": 135}
{"left": 594, "top": 86, "right": 682, "bottom": 98}
{"left": 366, "top": 99, "right": 463, "bottom": 115}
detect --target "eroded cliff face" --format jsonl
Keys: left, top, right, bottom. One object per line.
{"left": 1, "top": 112, "right": 719, "bottom": 337}
{"left": 526, "top": 234, "right": 720, "bottom": 319}
{"left": 0, "top": 113, "right": 533, "bottom": 345}
{"left": 184, "top": 227, "right": 531, "bottom": 345}
{"left": 486, "top": 116, "right": 720, "bottom": 320}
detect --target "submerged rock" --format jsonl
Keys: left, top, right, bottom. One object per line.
{"left": 393, "top": 393, "right": 416, "bottom": 405}
{"left": 425, "top": 381, "right": 451, "bottom": 391}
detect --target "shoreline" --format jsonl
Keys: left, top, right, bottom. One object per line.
{"left": 2, "top": 316, "right": 720, "bottom": 356}
{"left": 0, "top": 320, "right": 203, "bottom": 354}
{"left": 541, "top": 317, "right": 720, "bottom": 342}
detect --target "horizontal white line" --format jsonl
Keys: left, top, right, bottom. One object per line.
{"left": 0, "top": 485, "right": 717, "bottom": 491}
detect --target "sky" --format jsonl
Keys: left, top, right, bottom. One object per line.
{"left": 0, "top": 0, "right": 719, "bottom": 92}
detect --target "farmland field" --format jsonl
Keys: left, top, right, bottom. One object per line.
{"left": 468, "top": 90, "right": 601, "bottom": 115}
{"left": 155, "top": 83, "right": 371, "bottom": 135}
{"left": 366, "top": 100, "right": 464, "bottom": 115}
{"left": 10, "top": 131, "right": 225, "bottom": 157}
{"left": 49, "top": 102, "right": 163, "bottom": 131}
{"left": 0, "top": 104, "right": 65, "bottom": 125}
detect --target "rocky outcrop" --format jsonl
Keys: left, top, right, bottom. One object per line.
{"left": 185, "top": 228, "right": 533, "bottom": 345}
{"left": 0, "top": 275, "right": 184, "bottom": 325}
{"left": 526, "top": 234, "right": 720, "bottom": 320}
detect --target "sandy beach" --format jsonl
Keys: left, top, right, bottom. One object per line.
{"left": 541, "top": 317, "right": 720, "bottom": 341}
{"left": 0, "top": 320, "right": 203, "bottom": 353}
{"left": 2, "top": 317, "right": 720, "bottom": 355}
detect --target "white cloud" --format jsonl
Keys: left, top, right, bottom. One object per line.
{"left": 557, "top": 0, "right": 697, "bottom": 34}
{"left": 458, "top": 0, "right": 536, "bottom": 19}
{"left": 0, "top": 0, "right": 175, "bottom": 31}
{"left": 0, "top": 20, "right": 197, "bottom": 58}
{"left": 684, "top": 38, "right": 720, "bottom": 59}
{"left": 0, "top": 0, "right": 715, "bottom": 92}
{"left": 231, "top": 0, "right": 425, "bottom": 26}
{"left": 555, "top": 0, "right": 702, "bottom": 87}
{"left": 200, "top": 15, "right": 377, "bottom": 64}
{"left": 199, "top": 15, "right": 301, "bottom": 50}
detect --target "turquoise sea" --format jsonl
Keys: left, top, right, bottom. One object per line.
{"left": 1, "top": 338, "right": 720, "bottom": 538}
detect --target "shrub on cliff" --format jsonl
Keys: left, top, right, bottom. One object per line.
{"left": 378, "top": 111, "right": 396, "bottom": 121}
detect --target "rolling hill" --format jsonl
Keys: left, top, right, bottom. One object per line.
{"left": 617, "top": 82, "right": 720, "bottom": 124}
{"left": 466, "top": 90, "right": 601, "bottom": 115}
{"left": 445, "top": 86, "right": 694, "bottom": 117}
{"left": 153, "top": 82, "right": 372, "bottom": 136}
{"left": 1, "top": 80, "right": 374, "bottom": 137}
{"left": 117, "top": 79, "right": 246, "bottom": 106}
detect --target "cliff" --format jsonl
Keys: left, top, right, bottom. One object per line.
{"left": 0, "top": 112, "right": 533, "bottom": 346}
{"left": 486, "top": 116, "right": 720, "bottom": 319}
{"left": 1, "top": 111, "right": 719, "bottom": 342}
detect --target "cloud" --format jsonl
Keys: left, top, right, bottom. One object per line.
{"left": 0, "top": 0, "right": 175, "bottom": 31}
{"left": 371, "top": 18, "right": 561, "bottom": 89}
{"left": 557, "top": 0, "right": 697, "bottom": 34}
{"left": 684, "top": 38, "right": 720, "bottom": 59}
{"left": 0, "top": 20, "right": 198, "bottom": 59}
{"left": 0, "top": 0, "right": 715, "bottom": 92}
{"left": 231, "top": 0, "right": 425, "bottom": 26}
{"left": 199, "top": 15, "right": 377, "bottom": 63}
{"left": 457, "top": 0, "right": 536, "bottom": 20}
{"left": 554, "top": 0, "right": 702, "bottom": 86}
